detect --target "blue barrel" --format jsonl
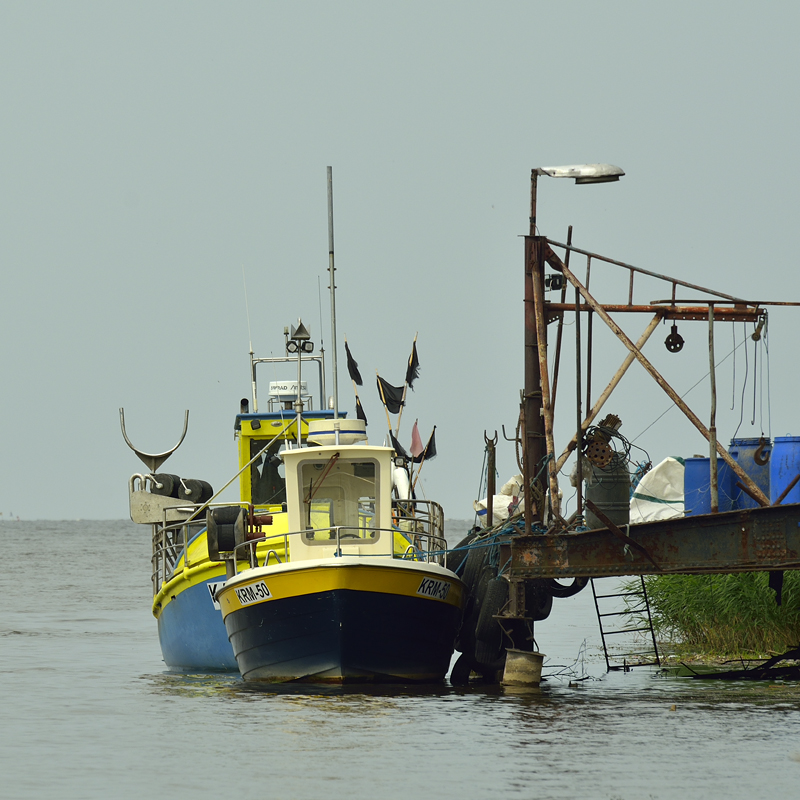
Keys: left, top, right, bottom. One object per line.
{"left": 684, "top": 457, "right": 734, "bottom": 516}
{"left": 729, "top": 437, "right": 771, "bottom": 509}
{"left": 770, "top": 436, "right": 800, "bottom": 504}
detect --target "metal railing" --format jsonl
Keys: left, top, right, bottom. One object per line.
{"left": 150, "top": 501, "right": 251, "bottom": 595}
{"left": 226, "top": 500, "right": 447, "bottom": 575}
{"left": 392, "top": 498, "right": 445, "bottom": 541}
{"left": 150, "top": 498, "right": 448, "bottom": 593}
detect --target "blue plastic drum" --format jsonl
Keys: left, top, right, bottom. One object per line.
{"left": 770, "top": 436, "right": 800, "bottom": 505}
{"left": 684, "top": 456, "right": 734, "bottom": 516}
{"left": 729, "top": 437, "right": 771, "bottom": 510}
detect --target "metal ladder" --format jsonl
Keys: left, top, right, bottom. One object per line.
{"left": 591, "top": 577, "right": 661, "bottom": 671}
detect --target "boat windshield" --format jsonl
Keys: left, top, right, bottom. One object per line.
{"left": 301, "top": 458, "right": 379, "bottom": 541}
{"left": 250, "top": 439, "right": 286, "bottom": 505}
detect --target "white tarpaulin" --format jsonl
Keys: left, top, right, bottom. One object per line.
{"left": 629, "top": 457, "right": 685, "bottom": 523}
{"left": 474, "top": 473, "right": 525, "bottom": 525}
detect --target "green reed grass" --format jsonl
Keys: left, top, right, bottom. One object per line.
{"left": 624, "top": 572, "right": 800, "bottom": 657}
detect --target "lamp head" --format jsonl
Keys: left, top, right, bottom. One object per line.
{"left": 534, "top": 164, "right": 624, "bottom": 184}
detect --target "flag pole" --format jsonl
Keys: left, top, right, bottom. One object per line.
{"left": 395, "top": 332, "right": 417, "bottom": 437}
{"left": 406, "top": 418, "right": 418, "bottom": 489}
{"left": 410, "top": 450, "right": 427, "bottom": 495}
{"left": 410, "top": 426, "right": 436, "bottom": 494}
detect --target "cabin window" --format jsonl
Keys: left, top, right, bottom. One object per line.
{"left": 300, "top": 457, "right": 380, "bottom": 544}
{"left": 250, "top": 439, "right": 286, "bottom": 505}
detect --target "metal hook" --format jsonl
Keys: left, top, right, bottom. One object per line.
{"left": 484, "top": 430, "right": 498, "bottom": 447}
{"left": 501, "top": 424, "right": 518, "bottom": 443}
{"left": 119, "top": 408, "right": 189, "bottom": 472}
{"left": 754, "top": 436, "right": 771, "bottom": 466}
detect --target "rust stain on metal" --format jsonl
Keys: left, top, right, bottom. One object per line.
{"left": 509, "top": 504, "right": 800, "bottom": 579}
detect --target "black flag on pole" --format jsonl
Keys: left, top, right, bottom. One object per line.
{"left": 376, "top": 375, "right": 404, "bottom": 414}
{"left": 345, "top": 341, "right": 363, "bottom": 386}
{"left": 389, "top": 432, "right": 409, "bottom": 460}
{"left": 405, "top": 341, "right": 420, "bottom": 389}
{"left": 355, "top": 396, "right": 368, "bottom": 425}
{"left": 412, "top": 426, "right": 437, "bottom": 463}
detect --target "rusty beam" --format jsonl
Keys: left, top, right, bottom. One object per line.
{"left": 544, "top": 245, "right": 770, "bottom": 508}
{"left": 550, "top": 225, "right": 572, "bottom": 413}
{"left": 545, "top": 304, "right": 762, "bottom": 322}
{"left": 508, "top": 503, "right": 800, "bottom": 579}
{"left": 530, "top": 236, "right": 561, "bottom": 517}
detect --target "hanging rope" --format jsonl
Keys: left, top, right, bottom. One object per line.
{"left": 751, "top": 333, "right": 758, "bottom": 426}
{"left": 732, "top": 321, "right": 749, "bottom": 441}
{"left": 730, "top": 321, "right": 736, "bottom": 411}
{"left": 764, "top": 319, "right": 772, "bottom": 439}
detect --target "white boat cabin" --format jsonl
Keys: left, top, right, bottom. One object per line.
{"left": 283, "top": 442, "right": 395, "bottom": 560}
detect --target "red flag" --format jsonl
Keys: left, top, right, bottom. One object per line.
{"left": 410, "top": 420, "right": 424, "bottom": 458}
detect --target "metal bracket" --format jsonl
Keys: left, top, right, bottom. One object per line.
{"left": 119, "top": 408, "right": 189, "bottom": 472}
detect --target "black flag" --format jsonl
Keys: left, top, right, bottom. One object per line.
{"left": 405, "top": 341, "right": 420, "bottom": 389}
{"left": 389, "top": 432, "right": 409, "bottom": 460}
{"left": 345, "top": 341, "right": 363, "bottom": 386}
{"left": 413, "top": 426, "right": 437, "bottom": 463}
{"left": 376, "top": 375, "right": 404, "bottom": 414}
{"left": 355, "top": 396, "right": 368, "bottom": 425}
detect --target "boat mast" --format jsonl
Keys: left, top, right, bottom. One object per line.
{"left": 327, "top": 166, "right": 340, "bottom": 422}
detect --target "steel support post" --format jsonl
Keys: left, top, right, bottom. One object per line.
{"left": 524, "top": 234, "right": 547, "bottom": 525}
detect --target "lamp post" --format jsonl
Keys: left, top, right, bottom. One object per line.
{"left": 524, "top": 165, "right": 624, "bottom": 533}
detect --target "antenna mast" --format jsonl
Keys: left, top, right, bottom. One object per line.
{"left": 327, "top": 166, "right": 340, "bottom": 418}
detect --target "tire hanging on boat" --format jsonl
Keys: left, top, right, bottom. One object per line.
{"left": 545, "top": 576, "right": 589, "bottom": 598}
{"left": 525, "top": 579, "right": 554, "bottom": 622}
{"left": 449, "top": 652, "right": 474, "bottom": 686}
{"left": 456, "top": 563, "right": 496, "bottom": 655}
{"left": 475, "top": 576, "right": 509, "bottom": 644}
{"left": 460, "top": 542, "right": 486, "bottom": 596}
{"left": 447, "top": 529, "right": 480, "bottom": 576}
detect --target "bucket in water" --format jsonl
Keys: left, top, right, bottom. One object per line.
{"left": 684, "top": 457, "right": 734, "bottom": 516}
{"left": 502, "top": 649, "right": 544, "bottom": 687}
{"left": 770, "top": 436, "right": 800, "bottom": 505}
{"left": 729, "top": 437, "right": 771, "bottom": 510}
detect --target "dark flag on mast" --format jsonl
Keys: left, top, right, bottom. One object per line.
{"left": 376, "top": 375, "right": 404, "bottom": 414}
{"left": 405, "top": 341, "right": 420, "bottom": 389}
{"left": 345, "top": 341, "right": 363, "bottom": 386}
{"left": 389, "top": 432, "right": 409, "bottom": 461}
{"left": 412, "top": 426, "right": 437, "bottom": 463}
{"left": 355, "top": 396, "right": 368, "bottom": 424}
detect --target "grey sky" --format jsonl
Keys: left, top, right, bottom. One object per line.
{"left": 2, "top": 2, "right": 797, "bottom": 520}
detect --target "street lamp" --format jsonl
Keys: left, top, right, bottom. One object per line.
{"left": 524, "top": 164, "right": 625, "bottom": 533}
{"left": 530, "top": 164, "right": 624, "bottom": 236}
{"left": 534, "top": 164, "right": 625, "bottom": 183}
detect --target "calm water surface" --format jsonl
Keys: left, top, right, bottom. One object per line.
{"left": 2, "top": 520, "right": 799, "bottom": 799}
